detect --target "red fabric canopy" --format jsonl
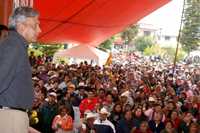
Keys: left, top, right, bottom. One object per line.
{"left": 34, "top": 0, "right": 170, "bottom": 46}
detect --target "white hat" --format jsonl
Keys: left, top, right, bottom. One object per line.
{"left": 177, "top": 76, "right": 185, "bottom": 80}
{"left": 86, "top": 112, "right": 97, "bottom": 119}
{"left": 112, "top": 87, "right": 118, "bottom": 91}
{"left": 47, "top": 71, "right": 56, "bottom": 76}
{"left": 78, "top": 82, "right": 85, "bottom": 87}
{"left": 37, "top": 66, "right": 45, "bottom": 71}
{"left": 185, "top": 69, "right": 189, "bottom": 73}
{"left": 148, "top": 97, "right": 156, "bottom": 102}
{"left": 177, "top": 101, "right": 183, "bottom": 107}
{"left": 121, "top": 91, "right": 130, "bottom": 97}
{"left": 50, "top": 74, "right": 58, "bottom": 79}
{"left": 49, "top": 92, "right": 57, "bottom": 97}
{"left": 100, "top": 107, "right": 110, "bottom": 116}
{"left": 32, "top": 76, "right": 39, "bottom": 81}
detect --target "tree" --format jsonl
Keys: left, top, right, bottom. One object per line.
{"left": 121, "top": 25, "right": 138, "bottom": 44}
{"left": 31, "top": 43, "right": 63, "bottom": 56}
{"left": 144, "top": 45, "right": 166, "bottom": 56}
{"left": 134, "top": 36, "right": 154, "bottom": 52}
{"left": 163, "top": 48, "right": 186, "bottom": 62}
{"left": 143, "top": 46, "right": 186, "bottom": 62}
{"left": 99, "top": 36, "right": 115, "bottom": 50}
{"left": 180, "top": 0, "right": 200, "bottom": 52}
{"left": 99, "top": 39, "right": 112, "bottom": 50}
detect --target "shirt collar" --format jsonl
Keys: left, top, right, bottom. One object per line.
{"left": 9, "top": 30, "right": 29, "bottom": 49}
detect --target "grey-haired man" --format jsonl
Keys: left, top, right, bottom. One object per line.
{"left": 0, "top": 7, "right": 41, "bottom": 133}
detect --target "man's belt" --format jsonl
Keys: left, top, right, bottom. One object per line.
{"left": 0, "top": 105, "right": 28, "bottom": 112}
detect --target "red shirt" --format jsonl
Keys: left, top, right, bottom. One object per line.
{"left": 36, "top": 59, "right": 43, "bottom": 65}
{"left": 173, "top": 118, "right": 181, "bottom": 129}
{"left": 165, "top": 118, "right": 180, "bottom": 129}
{"left": 79, "top": 97, "right": 99, "bottom": 116}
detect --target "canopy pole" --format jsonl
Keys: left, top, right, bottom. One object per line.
{"left": 173, "top": 0, "right": 186, "bottom": 77}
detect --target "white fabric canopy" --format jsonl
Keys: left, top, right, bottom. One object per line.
{"left": 54, "top": 45, "right": 109, "bottom": 66}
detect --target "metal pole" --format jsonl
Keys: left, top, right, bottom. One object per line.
{"left": 173, "top": 0, "right": 186, "bottom": 77}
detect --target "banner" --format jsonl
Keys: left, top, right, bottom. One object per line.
{"left": 13, "top": 0, "right": 33, "bottom": 8}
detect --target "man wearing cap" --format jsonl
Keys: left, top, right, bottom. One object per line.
{"left": 0, "top": 7, "right": 41, "bottom": 133}
{"left": 94, "top": 107, "right": 116, "bottom": 133}
{"left": 66, "top": 83, "right": 82, "bottom": 132}
{"left": 38, "top": 92, "right": 58, "bottom": 133}
{"left": 81, "top": 112, "right": 97, "bottom": 133}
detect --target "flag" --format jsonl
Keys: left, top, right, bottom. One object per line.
{"left": 105, "top": 52, "right": 112, "bottom": 66}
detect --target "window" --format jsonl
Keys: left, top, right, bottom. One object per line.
{"left": 144, "top": 31, "right": 151, "bottom": 36}
{"left": 165, "top": 36, "right": 171, "bottom": 41}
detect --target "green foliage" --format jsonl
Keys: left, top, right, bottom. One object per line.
{"left": 163, "top": 48, "right": 187, "bottom": 62}
{"left": 180, "top": 0, "right": 200, "bottom": 52}
{"left": 99, "top": 37, "right": 115, "bottom": 50}
{"left": 134, "top": 36, "right": 154, "bottom": 52}
{"left": 177, "top": 49, "right": 187, "bottom": 62}
{"left": 53, "top": 56, "right": 69, "bottom": 64}
{"left": 31, "top": 43, "right": 63, "bottom": 56}
{"left": 127, "top": 46, "right": 135, "bottom": 52}
{"left": 28, "top": 48, "right": 43, "bottom": 56}
{"left": 144, "top": 45, "right": 187, "bottom": 62}
{"left": 121, "top": 25, "right": 138, "bottom": 44}
{"left": 144, "top": 45, "right": 166, "bottom": 56}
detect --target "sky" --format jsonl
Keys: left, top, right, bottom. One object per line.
{"left": 139, "top": 0, "right": 184, "bottom": 36}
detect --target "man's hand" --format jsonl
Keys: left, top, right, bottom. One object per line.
{"left": 28, "top": 127, "right": 41, "bottom": 133}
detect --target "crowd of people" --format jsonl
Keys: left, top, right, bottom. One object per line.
{"left": 1, "top": 6, "right": 199, "bottom": 133}
{"left": 28, "top": 51, "right": 200, "bottom": 133}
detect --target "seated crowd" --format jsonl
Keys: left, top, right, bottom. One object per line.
{"left": 29, "top": 52, "right": 200, "bottom": 133}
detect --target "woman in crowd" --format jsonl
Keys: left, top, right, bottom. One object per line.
{"left": 168, "top": 110, "right": 180, "bottom": 129}
{"left": 178, "top": 112, "right": 194, "bottom": 133}
{"left": 132, "top": 107, "right": 147, "bottom": 128}
{"left": 52, "top": 105, "right": 73, "bottom": 133}
{"left": 109, "top": 103, "right": 123, "bottom": 129}
{"left": 117, "top": 110, "right": 136, "bottom": 133}
{"left": 133, "top": 121, "right": 152, "bottom": 133}
{"left": 161, "top": 121, "right": 177, "bottom": 133}
{"left": 189, "top": 122, "right": 200, "bottom": 133}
